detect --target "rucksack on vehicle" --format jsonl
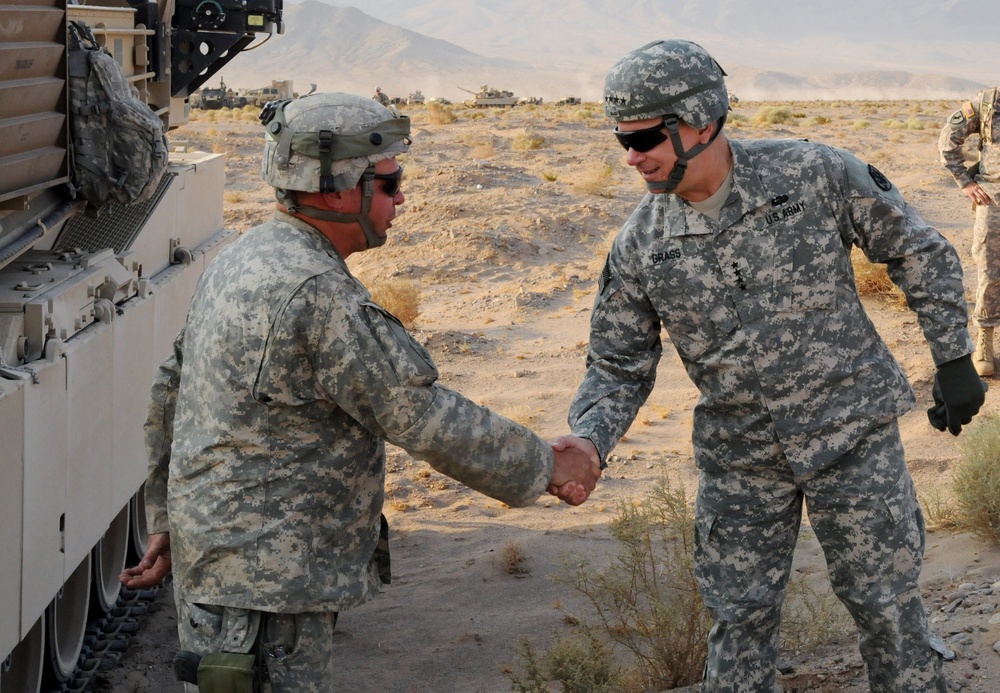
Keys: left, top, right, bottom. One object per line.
{"left": 67, "top": 20, "right": 168, "bottom": 210}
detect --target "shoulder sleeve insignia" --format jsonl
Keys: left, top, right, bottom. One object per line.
{"left": 598, "top": 254, "right": 612, "bottom": 294}
{"left": 962, "top": 101, "right": 976, "bottom": 119}
{"left": 950, "top": 110, "right": 967, "bottom": 125}
{"left": 867, "top": 164, "right": 893, "bottom": 192}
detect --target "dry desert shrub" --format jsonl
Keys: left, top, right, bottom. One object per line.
{"left": 469, "top": 137, "right": 496, "bottom": 159}
{"left": 779, "top": 570, "right": 853, "bottom": 654}
{"left": 803, "top": 115, "right": 831, "bottom": 126}
{"left": 850, "top": 247, "right": 907, "bottom": 308}
{"left": 366, "top": 278, "right": 420, "bottom": 326}
{"left": 571, "top": 159, "right": 616, "bottom": 196}
{"left": 516, "top": 472, "right": 710, "bottom": 692}
{"left": 427, "top": 101, "right": 457, "bottom": 125}
{"left": 952, "top": 414, "right": 1000, "bottom": 545}
{"left": 510, "top": 633, "right": 627, "bottom": 693}
{"left": 512, "top": 130, "right": 546, "bottom": 151}
{"left": 499, "top": 540, "right": 530, "bottom": 575}
{"left": 919, "top": 486, "right": 962, "bottom": 531}
{"left": 752, "top": 106, "right": 796, "bottom": 126}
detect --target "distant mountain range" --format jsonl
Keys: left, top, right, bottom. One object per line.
{"left": 215, "top": 1, "right": 994, "bottom": 103}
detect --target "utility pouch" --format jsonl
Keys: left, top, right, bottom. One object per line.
{"left": 197, "top": 652, "right": 257, "bottom": 693}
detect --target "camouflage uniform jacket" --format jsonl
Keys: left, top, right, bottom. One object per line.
{"left": 570, "top": 139, "right": 972, "bottom": 475}
{"left": 144, "top": 212, "right": 552, "bottom": 613}
{"left": 939, "top": 87, "right": 1000, "bottom": 187}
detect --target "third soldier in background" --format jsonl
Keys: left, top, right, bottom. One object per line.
{"left": 555, "top": 39, "right": 987, "bottom": 692}
{"left": 939, "top": 87, "right": 1000, "bottom": 377}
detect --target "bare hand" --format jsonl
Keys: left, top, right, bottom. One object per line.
{"left": 119, "top": 532, "right": 172, "bottom": 589}
{"left": 962, "top": 182, "right": 993, "bottom": 206}
{"left": 548, "top": 436, "right": 602, "bottom": 506}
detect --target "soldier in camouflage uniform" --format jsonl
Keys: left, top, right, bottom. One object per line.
{"left": 373, "top": 86, "right": 390, "bottom": 106}
{"left": 120, "top": 92, "right": 600, "bottom": 691}
{"left": 939, "top": 88, "right": 1000, "bottom": 377}
{"left": 556, "top": 41, "right": 987, "bottom": 692}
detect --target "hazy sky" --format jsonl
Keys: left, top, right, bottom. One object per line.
{"left": 321, "top": 0, "right": 997, "bottom": 84}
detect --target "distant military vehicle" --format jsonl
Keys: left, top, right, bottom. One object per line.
{"left": 239, "top": 79, "right": 296, "bottom": 107}
{"left": 518, "top": 96, "right": 543, "bottom": 105}
{"left": 407, "top": 89, "right": 426, "bottom": 105}
{"left": 728, "top": 90, "right": 740, "bottom": 108}
{"left": 195, "top": 77, "right": 246, "bottom": 109}
{"left": 556, "top": 96, "right": 581, "bottom": 106}
{"left": 458, "top": 85, "right": 517, "bottom": 108}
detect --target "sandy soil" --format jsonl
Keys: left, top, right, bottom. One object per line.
{"left": 97, "top": 99, "right": 1000, "bottom": 693}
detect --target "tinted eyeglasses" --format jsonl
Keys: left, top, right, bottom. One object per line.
{"left": 373, "top": 166, "right": 403, "bottom": 196}
{"left": 613, "top": 121, "right": 669, "bottom": 152}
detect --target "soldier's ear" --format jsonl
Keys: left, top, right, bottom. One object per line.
{"left": 320, "top": 188, "right": 355, "bottom": 211}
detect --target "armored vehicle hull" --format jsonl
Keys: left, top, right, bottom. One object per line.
{"left": 0, "top": 1, "right": 281, "bottom": 690}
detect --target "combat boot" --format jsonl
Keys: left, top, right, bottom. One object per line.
{"left": 973, "top": 326, "right": 995, "bottom": 377}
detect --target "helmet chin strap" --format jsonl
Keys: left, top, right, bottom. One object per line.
{"left": 647, "top": 115, "right": 726, "bottom": 194}
{"left": 276, "top": 168, "right": 385, "bottom": 249}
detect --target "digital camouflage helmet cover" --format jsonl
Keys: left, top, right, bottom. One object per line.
{"left": 260, "top": 92, "right": 411, "bottom": 248}
{"left": 604, "top": 40, "right": 729, "bottom": 193}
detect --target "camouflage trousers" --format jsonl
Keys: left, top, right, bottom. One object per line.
{"left": 972, "top": 182, "right": 1000, "bottom": 327}
{"left": 693, "top": 420, "right": 947, "bottom": 693}
{"left": 176, "top": 595, "right": 339, "bottom": 693}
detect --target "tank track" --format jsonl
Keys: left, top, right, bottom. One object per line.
{"left": 44, "top": 586, "right": 162, "bottom": 693}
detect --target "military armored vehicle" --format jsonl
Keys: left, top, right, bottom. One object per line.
{"left": 0, "top": 0, "right": 282, "bottom": 690}
{"left": 407, "top": 89, "right": 426, "bottom": 105}
{"left": 240, "top": 79, "right": 296, "bottom": 108}
{"left": 458, "top": 85, "right": 518, "bottom": 108}
{"left": 195, "top": 76, "right": 248, "bottom": 109}
{"left": 556, "top": 96, "right": 581, "bottom": 106}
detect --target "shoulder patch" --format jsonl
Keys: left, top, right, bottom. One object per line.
{"left": 867, "top": 164, "right": 892, "bottom": 192}
{"left": 962, "top": 101, "right": 976, "bottom": 119}
{"left": 949, "top": 110, "right": 967, "bottom": 125}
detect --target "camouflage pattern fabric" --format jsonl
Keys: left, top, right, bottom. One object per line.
{"left": 176, "top": 597, "right": 340, "bottom": 693}
{"left": 695, "top": 421, "right": 945, "bottom": 692}
{"left": 144, "top": 211, "right": 553, "bottom": 615}
{"left": 938, "top": 87, "right": 1000, "bottom": 187}
{"left": 571, "top": 138, "right": 972, "bottom": 473}
{"left": 67, "top": 21, "right": 168, "bottom": 210}
{"left": 569, "top": 137, "right": 970, "bottom": 690}
{"left": 972, "top": 185, "right": 1000, "bottom": 326}
{"left": 602, "top": 39, "right": 729, "bottom": 127}
{"left": 939, "top": 88, "right": 1000, "bottom": 327}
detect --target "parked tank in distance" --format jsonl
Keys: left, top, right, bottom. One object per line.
{"left": 407, "top": 89, "right": 426, "bottom": 105}
{"left": 0, "top": 1, "right": 282, "bottom": 690}
{"left": 459, "top": 85, "right": 517, "bottom": 108}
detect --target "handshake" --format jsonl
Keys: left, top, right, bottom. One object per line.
{"left": 547, "top": 435, "right": 603, "bottom": 506}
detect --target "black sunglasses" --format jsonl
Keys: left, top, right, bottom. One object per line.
{"left": 373, "top": 166, "right": 403, "bottom": 196}
{"left": 613, "top": 120, "right": 669, "bottom": 152}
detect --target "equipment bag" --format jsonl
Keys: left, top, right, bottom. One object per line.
{"left": 67, "top": 21, "right": 168, "bottom": 210}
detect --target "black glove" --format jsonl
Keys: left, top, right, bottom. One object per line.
{"left": 927, "top": 354, "right": 988, "bottom": 436}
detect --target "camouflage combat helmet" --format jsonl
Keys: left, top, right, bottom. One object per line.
{"left": 603, "top": 40, "right": 729, "bottom": 194}
{"left": 603, "top": 39, "right": 729, "bottom": 127}
{"left": 259, "top": 92, "right": 410, "bottom": 248}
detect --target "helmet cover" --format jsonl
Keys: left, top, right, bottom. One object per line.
{"left": 603, "top": 40, "right": 729, "bottom": 128}
{"left": 261, "top": 92, "right": 410, "bottom": 193}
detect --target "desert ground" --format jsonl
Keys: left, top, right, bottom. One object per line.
{"left": 97, "top": 98, "right": 1000, "bottom": 693}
